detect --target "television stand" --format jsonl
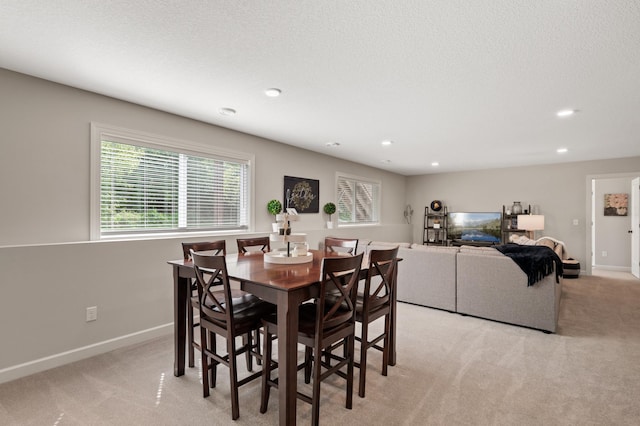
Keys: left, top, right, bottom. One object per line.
{"left": 450, "top": 240, "right": 499, "bottom": 247}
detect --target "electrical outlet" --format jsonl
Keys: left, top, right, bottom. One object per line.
{"left": 602, "top": 251, "right": 608, "bottom": 257}
{"left": 573, "top": 219, "right": 579, "bottom": 226}
{"left": 86, "top": 306, "right": 97, "bottom": 322}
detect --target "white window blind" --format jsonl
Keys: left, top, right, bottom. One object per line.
{"left": 337, "top": 175, "right": 380, "bottom": 224}
{"left": 93, "top": 125, "right": 250, "bottom": 238}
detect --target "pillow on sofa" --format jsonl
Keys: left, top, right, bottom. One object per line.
{"left": 509, "top": 234, "right": 537, "bottom": 245}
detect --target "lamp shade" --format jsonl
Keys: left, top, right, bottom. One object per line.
{"left": 517, "top": 214, "right": 544, "bottom": 231}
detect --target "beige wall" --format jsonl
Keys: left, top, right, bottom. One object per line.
{"left": 0, "top": 69, "right": 409, "bottom": 382}
{"left": 406, "top": 158, "right": 640, "bottom": 271}
{"left": 1, "top": 67, "right": 639, "bottom": 383}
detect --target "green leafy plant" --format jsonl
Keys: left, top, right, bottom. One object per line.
{"left": 267, "top": 199, "right": 282, "bottom": 220}
{"left": 323, "top": 202, "right": 336, "bottom": 221}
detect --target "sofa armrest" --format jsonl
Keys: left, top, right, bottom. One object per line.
{"left": 457, "top": 252, "right": 561, "bottom": 332}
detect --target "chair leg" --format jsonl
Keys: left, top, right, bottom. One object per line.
{"left": 260, "top": 329, "right": 273, "bottom": 414}
{"left": 244, "top": 334, "right": 253, "bottom": 372}
{"left": 311, "top": 346, "right": 323, "bottom": 426}
{"left": 382, "top": 315, "right": 390, "bottom": 376}
{"left": 228, "top": 334, "right": 240, "bottom": 420}
{"left": 201, "top": 326, "right": 210, "bottom": 398}
{"left": 187, "top": 302, "right": 195, "bottom": 368}
{"left": 346, "top": 335, "right": 354, "bottom": 409}
{"left": 358, "top": 321, "right": 369, "bottom": 398}
{"left": 254, "top": 329, "right": 262, "bottom": 365}
{"left": 210, "top": 331, "right": 217, "bottom": 388}
{"left": 304, "top": 346, "right": 313, "bottom": 384}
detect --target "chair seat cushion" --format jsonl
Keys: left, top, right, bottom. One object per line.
{"left": 202, "top": 292, "right": 275, "bottom": 324}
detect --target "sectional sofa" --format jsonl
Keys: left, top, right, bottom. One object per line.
{"left": 361, "top": 240, "right": 563, "bottom": 333}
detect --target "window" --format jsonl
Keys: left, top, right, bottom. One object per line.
{"left": 91, "top": 124, "right": 252, "bottom": 239}
{"left": 337, "top": 174, "right": 380, "bottom": 225}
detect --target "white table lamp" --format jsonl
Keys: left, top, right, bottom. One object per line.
{"left": 517, "top": 214, "right": 544, "bottom": 239}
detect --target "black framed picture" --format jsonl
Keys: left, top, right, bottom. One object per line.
{"left": 283, "top": 176, "right": 319, "bottom": 213}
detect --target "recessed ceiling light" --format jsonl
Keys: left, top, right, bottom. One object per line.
{"left": 380, "top": 159, "right": 391, "bottom": 163}
{"left": 557, "top": 148, "right": 568, "bottom": 153}
{"left": 265, "top": 88, "right": 281, "bottom": 97}
{"left": 218, "top": 107, "right": 236, "bottom": 116}
{"left": 431, "top": 162, "right": 439, "bottom": 167}
{"left": 325, "top": 142, "right": 340, "bottom": 147}
{"left": 381, "top": 140, "right": 393, "bottom": 146}
{"left": 556, "top": 109, "right": 577, "bottom": 117}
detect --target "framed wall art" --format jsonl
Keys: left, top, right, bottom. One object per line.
{"left": 283, "top": 176, "right": 319, "bottom": 213}
{"left": 604, "top": 193, "right": 628, "bottom": 216}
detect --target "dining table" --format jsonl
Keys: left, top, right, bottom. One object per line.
{"left": 168, "top": 248, "right": 397, "bottom": 426}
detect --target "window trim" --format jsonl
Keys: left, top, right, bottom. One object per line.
{"left": 335, "top": 172, "right": 381, "bottom": 227}
{"left": 90, "top": 122, "right": 255, "bottom": 240}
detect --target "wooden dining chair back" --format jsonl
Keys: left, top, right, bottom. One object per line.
{"left": 355, "top": 246, "right": 399, "bottom": 398}
{"left": 324, "top": 237, "right": 358, "bottom": 255}
{"left": 236, "top": 237, "right": 271, "bottom": 253}
{"left": 260, "top": 253, "right": 364, "bottom": 426}
{"left": 181, "top": 240, "right": 226, "bottom": 367}
{"left": 192, "top": 251, "right": 274, "bottom": 420}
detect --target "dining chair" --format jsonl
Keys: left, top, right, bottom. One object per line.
{"left": 236, "top": 236, "right": 271, "bottom": 253}
{"left": 181, "top": 240, "right": 226, "bottom": 368}
{"left": 260, "top": 253, "right": 364, "bottom": 426}
{"left": 354, "top": 246, "right": 398, "bottom": 398}
{"left": 324, "top": 237, "right": 358, "bottom": 255}
{"left": 192, "top": 251, "right": 275, "bottom": 420}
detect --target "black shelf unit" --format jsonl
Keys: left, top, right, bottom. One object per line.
{"left": 423, "top": 206, "right": 448, "bottom": 246}
{"left": 501, "top": 204, "right": 531, "bottom": 243}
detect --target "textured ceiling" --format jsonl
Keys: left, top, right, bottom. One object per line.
{"left": 1, "top": 0, "right": 639, "bottom": 175}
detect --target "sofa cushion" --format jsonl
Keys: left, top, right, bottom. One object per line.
{"left": 458, "top": 245, "right": 504, "bottom": 256}
{"left": 410, "top": 243, "right": 459, "bottom": 254}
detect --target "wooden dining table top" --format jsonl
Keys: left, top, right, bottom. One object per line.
{"left": 170, "top": 249, "right": 363, "bottom": 290}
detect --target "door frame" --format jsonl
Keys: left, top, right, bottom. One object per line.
{"left": 586, "top": 171, "right": 640, "bottom": 276}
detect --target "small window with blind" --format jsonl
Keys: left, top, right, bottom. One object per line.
{"left": 90, "top": 123, "right": 252, "bottom": 239}
{"left": 336, "top": 174, "right": 380, "bottom": 225}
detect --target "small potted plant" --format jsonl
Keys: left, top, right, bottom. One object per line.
{"left": 267, "top": 199, "right": 282, "bottom": 232}
{"left": 323, "top": 202, "right": 336, "bottom": 229}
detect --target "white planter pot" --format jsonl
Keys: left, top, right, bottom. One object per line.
{"left": 272, "top": 223, "right": 279, "bottom": 232}
{"left": 327, "top": 221, "right": 334, "bottom": 229}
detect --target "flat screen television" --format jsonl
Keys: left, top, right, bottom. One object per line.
{"left": 447, "top": 212, "right": 502, "bottom": 243}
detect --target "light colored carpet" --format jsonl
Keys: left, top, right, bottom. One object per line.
{"left": 1, "top": 274, "right": 639, "bottom": 425}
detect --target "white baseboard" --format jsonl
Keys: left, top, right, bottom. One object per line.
{"left": 0, "top": 323, "right": 173, "bottom": 385}
{"left": 592, "top": 265, "right": 632, "bottom": 272}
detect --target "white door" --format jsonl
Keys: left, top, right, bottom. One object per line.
{"left": 632, "top": 177, "right": 639, "bottom": 278}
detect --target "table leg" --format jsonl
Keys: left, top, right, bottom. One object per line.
{"left": 173, "top": 266, "right": 188, "bottom": 376}
{"left": 276, "top": 290, "right": 299, "bottom": 426}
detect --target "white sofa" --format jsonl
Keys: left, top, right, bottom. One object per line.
{"left": 362, "top": 241, "right": 563, "bottom": 333}
{"left": 456, "top": 246, "right": 562, "bottom": 333}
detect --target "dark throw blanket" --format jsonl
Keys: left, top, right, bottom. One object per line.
{"left": 495, "top": 244, "right": 563, "bottom": 286}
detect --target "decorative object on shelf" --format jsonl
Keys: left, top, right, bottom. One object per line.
{"left": 511, "top": 201, "right": 523, "bottom": 215}
{"left": 517, "top": 214, "right": 545, "bottom": 239}
{"left": 604, "top": 193, "right": 628, "bottom": 216}
{"left": 430, "top": 200, "right": 443, "bottom": 212}
{"left": 267, "top": 199, "right": 282, "bottom": 232}
{"left": 423, "top": 205, "right": 448, "bottom": 246}
{"left": 501, "top": 204, "right": 533, "bottom": 243}
{"left": 323, "top": 202, "right": 336, "bottom": 229}
{"left": 284, "top": 176, "right": 319, "bottom": 213}
{"left": 403, "top": 204, "right": 414, "bottom": 224}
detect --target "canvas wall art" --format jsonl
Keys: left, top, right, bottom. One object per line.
{"left": 283, "top": 176, "right": 319, "bottom": 213}
{"left": 604, "top": 193, "right": 628, "bottom": 216}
